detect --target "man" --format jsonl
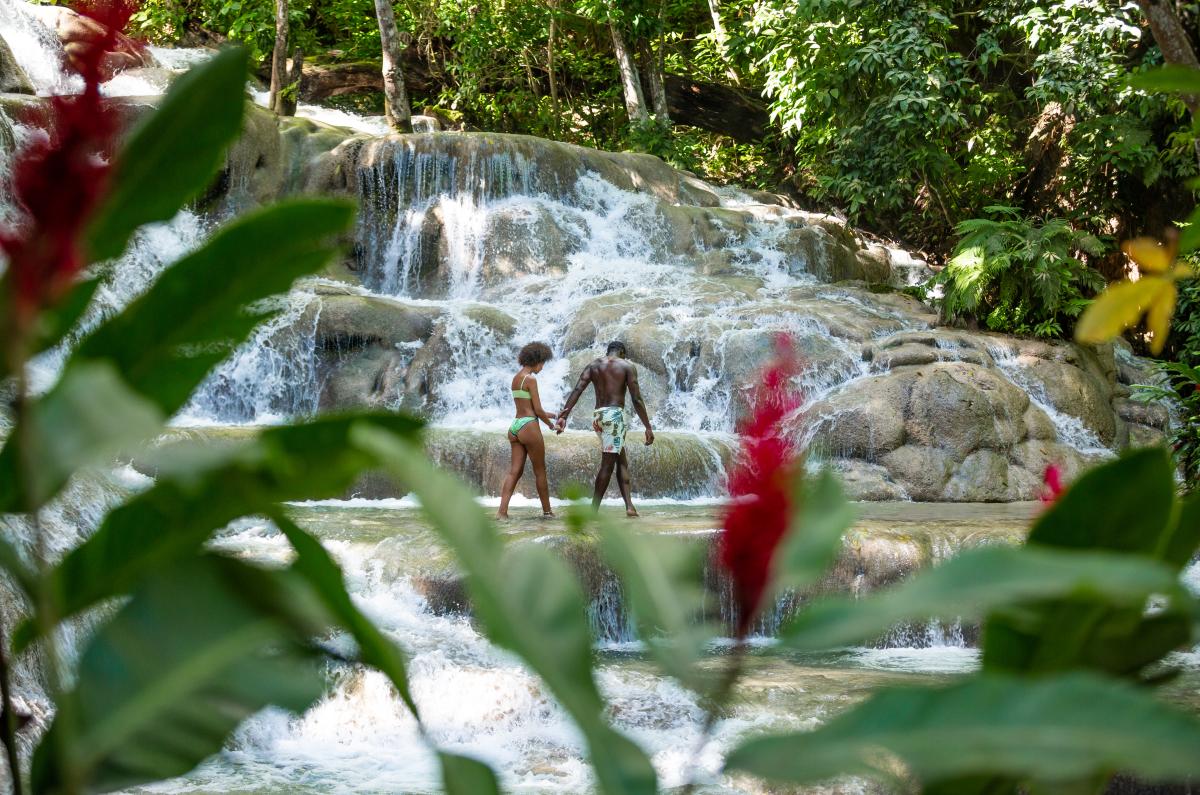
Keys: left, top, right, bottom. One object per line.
{"left": 556, "top": 341, "right": 654, "bottom": 516}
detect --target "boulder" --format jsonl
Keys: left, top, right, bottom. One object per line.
{"left": 313, "top": 293, "right": 439, "bottom": 349}
{"left": 808, "top": 372, "right": 913, "bottom": 460}
{"left": 881, "top": 445, "right": 955, "bottom": 502}
{"left": 904, "top": 362, "right": 1030, "bottom": 458}
{"left": 0, "top": 33, "right": 34, "bottom": 94}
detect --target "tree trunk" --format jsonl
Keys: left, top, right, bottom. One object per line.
{"left": 638, "top": 38, "right": 669, "bottom": 121}
{"left": 268, "top": 0, "right": 288, "bottom": 114}
{"left": 1134, "top": 0, "right": 1200, "bottom": 163}
{"left": 609, "top": 21, "right": 649, "bottom": 125}
{"left": 372, "top": 0, "right": 413, "bottom": 133}
{"left": 706, "top": 0, "right": 740, "bottom": 85}
{"left": 548, "top": 1, "right": 560, "bottom": 133}
{"left": 279, "top": 48, "right": 303, "bottom": 116}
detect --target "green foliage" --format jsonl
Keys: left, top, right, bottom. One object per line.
{"left": 726, "top": 672, "right": 1200, "bottom": 788}
{"left": 783, "top": 546, "right": 1182, "bottom": 651}
{"left": 931, "top": 208, "right": 1105, "bottom": 337}
{"left": 1, "top": 50, "right": 509, "bottom": 795}
{"left": 31, "top": 555, "right": 331, "bottom": 795}
{"left": 356, "top": 429, "right": 658, "bottom": 795}
{"left": 85, "top": 48, "right": 249, "bottom": 263}
{"left": 747, "top": 0, "right": 1195, "bottom": 249}
{"left": 727, "top": 448, "right": 1200, "bottom": 793}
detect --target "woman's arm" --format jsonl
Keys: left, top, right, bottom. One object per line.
{"left": 528, "top": 378, "right": 558, "bottom": 427}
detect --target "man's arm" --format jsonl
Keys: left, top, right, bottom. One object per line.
{"left": 556, "top": 363, "right": 593, "bottom": 432}
{"left": 627, "top": 364, "right": 654, "bottom": 445}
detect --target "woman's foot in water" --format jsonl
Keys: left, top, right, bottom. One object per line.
{"left": 495, "top": 512, "right": 510, "bottom": 521}
{"left": 540, "top": 511, "right": 556, "bottom": 520}
{"left": 625, "top": 507, "right": 639, "bottom": 518}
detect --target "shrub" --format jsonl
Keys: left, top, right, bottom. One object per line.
{"left": 931, "top": 206, "right": 1105, "bottom": 338}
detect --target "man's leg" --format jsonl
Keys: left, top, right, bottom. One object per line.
{"left": 616, "top": 448, "right": 637, "bottom": 517}
{"left": 593, "top": 452, "right": 619, "bottom": 511}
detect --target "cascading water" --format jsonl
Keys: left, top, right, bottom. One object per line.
{"left": 2, "top": 10, "right": 1190, "bottom": 792}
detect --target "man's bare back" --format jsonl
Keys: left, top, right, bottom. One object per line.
{"left": 556, "top": 342, "right": 654, "bottom": 514}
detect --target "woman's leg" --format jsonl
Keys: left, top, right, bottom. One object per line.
{"left": 496, "top": 435, "right": 527, "bottom": 518}
{"left": 520, "top": 423, "right": 553, "bottom": 515}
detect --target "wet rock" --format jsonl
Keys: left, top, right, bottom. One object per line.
{"left": 313, "top": 293, "right": 438, "bottom": 349}
{"left": 942, "top": 449, "right": 1030, "bottom": 502}
{"left": 809, "top": 372, "right": 912, "bottom": 460}
{"left": 1114, "top": 397, "right": 1170, "bottom": 431}
{"left": 0, "top": 32, "right": 34, "bottom": 94}
{"left": 881, "top": 445, "right": 954, "bottom": 502}
{"left": 905, "top": 362, "right": 1030, "bottom": 459}
{"left": 1014, "top": 355, "right": 1117, "bottom": 444}
{"left": 831, "top": 459, "right": 908, "bottom": 501}
{"left": 26, "top": 3, "right": 155, "bottom": 79}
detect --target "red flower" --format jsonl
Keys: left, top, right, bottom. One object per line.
{"left": 719, "top": 335, "right": 805, "bottom": 638}
{"left": 1, "top": 1, "right": 134, "bottom": 334}
{"left": 1040, "top": 464, "right": 1064, "bottom": 505}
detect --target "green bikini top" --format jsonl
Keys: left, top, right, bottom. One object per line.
{"left": 512, "top": 373, "right": 532, "bottom": 400}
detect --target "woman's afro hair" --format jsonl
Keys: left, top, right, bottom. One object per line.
{"left": 518, "top": 341, "right": 553, "bottom": 367}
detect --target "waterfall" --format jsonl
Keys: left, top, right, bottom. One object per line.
{"left": 0, "top": 0, "right": 81, "bottom": 96}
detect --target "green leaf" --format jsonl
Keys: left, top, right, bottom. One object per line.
{"left": 31, "top": 555, "right": 328, "bottom": 795}
{"left": 596, "top": 520, "right": 714, "bottom": 694}
{"left": 17, "top": 413, "right": 422, "bottom": 650}
{"left": 1075, "top": 278, "right": 1170, "bottom": 347}
{"left": 440, "top": 752, "right": 502, "bottom": 795}
{"left": 1179, "top": 206, "right": 1200, "bottom": 254}
{"left": 272, "top": 510, "right": 420, "bottom": 716}
{"left": 1129, "top": 65, "right": 1200, "bottom": 95}
{"left": 1027, "top": 448, "right": 1176, "bottom": 557}
{"left": 85, "top": 48, "right": 249, "bottom": 263}
{"left": 773, "top": 468, "right": 856, "bottom": 593}
{"left": 983, "top": 448, "right": 1188, "bottom": 676}
{"left": 725, "top": 672, "right": 1200, "bottom": 787}
{"left": 0, "top": 199, "right": 354, "bottom": 513}
{"left": 0, "top": 361, "right": 164, "bottom": 512}
{"left": 73, "top": 198, "right": 354, "bottom": 415}
{"left": 353, "top": 428, "right": 657, "bottom": 795}
{"left": 782, "top": 546, "right": 1180, "bottom": 651}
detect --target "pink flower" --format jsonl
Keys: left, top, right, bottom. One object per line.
{"left": 1040, "top": 464, "right": 1064, "bottom": 505}
{"left": 719, "top": 335, "right": 805, "bottom": 638}
{"left": 1, "top": 1, "right": 134, "bottom": 332}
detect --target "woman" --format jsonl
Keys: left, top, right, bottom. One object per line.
{"left": 496, "top": 342, "right": 560, "bottom": 519}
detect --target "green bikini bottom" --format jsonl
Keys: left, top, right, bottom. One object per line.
{"left": 508, "top": 416, "right": 537, "bottom": 436}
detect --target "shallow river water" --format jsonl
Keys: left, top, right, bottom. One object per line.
{"left": 110, "top": 501, "right": 1200, "bottom": 795}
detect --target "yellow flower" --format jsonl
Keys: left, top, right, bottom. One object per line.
{"left": 1075, "top": 236, "right": 1193, "bottom": 355}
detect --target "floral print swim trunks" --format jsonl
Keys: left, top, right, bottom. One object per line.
{"left": 593, "top": 406, "right": 628, "bottom": 454}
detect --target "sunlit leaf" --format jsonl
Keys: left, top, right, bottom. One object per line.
{"left": 1074, "top": 278, "right": 1170, "bottom": 347}
{"left": 726, "top": 673, "right": 1200, "bottom": 787}
{"left": 1122, "top": 237, "right": 1175, "bottom": 273}
{"left": 1146, "top": 280, "right": 1177, "bottom": 355}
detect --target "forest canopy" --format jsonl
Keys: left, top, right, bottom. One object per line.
{"left": 129, "top": 0, "right": 1198, "bottom": 259}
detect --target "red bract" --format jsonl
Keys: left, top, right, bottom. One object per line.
{"left": 0, "top": 1, "right": 134, "bottom": 334}
{"left": 719, "top": 334, "right": 805, "bottom": 638}
{"left": 1040, "top": 464, "right": 1065, "bottom": 505}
